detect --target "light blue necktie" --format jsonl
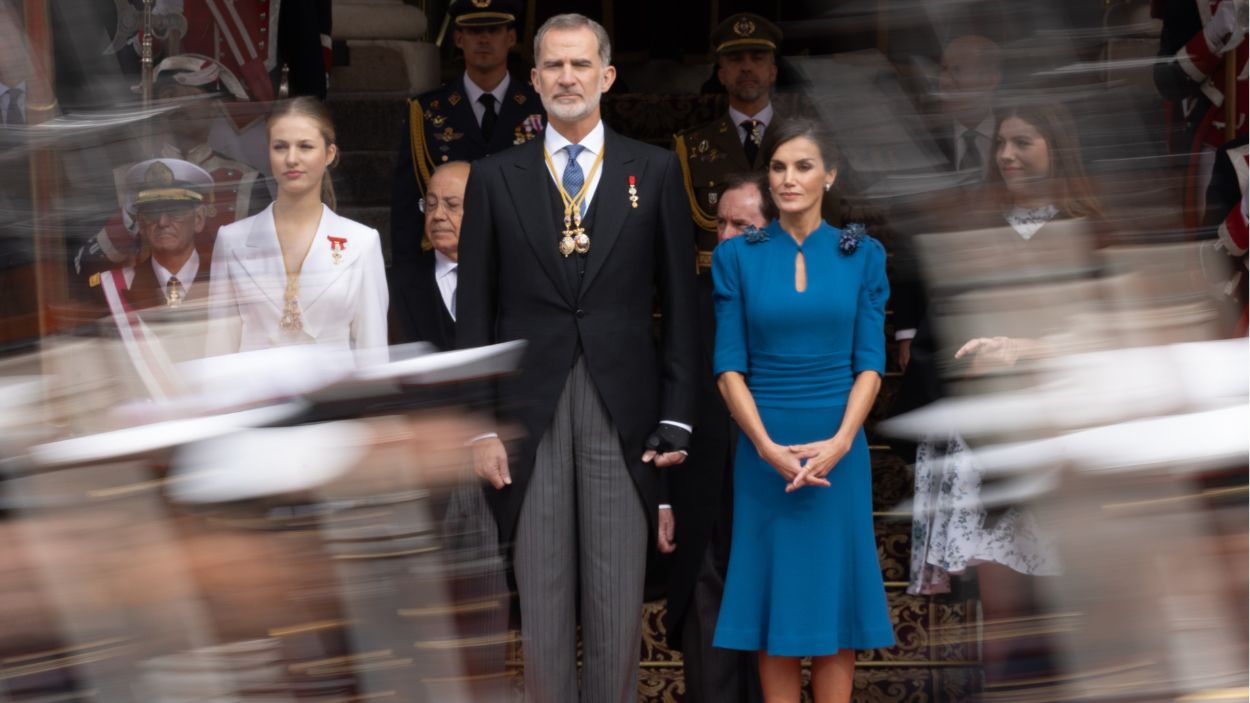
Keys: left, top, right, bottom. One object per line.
{"left": 562, "top": 144, "right": 586, "bottom": 219}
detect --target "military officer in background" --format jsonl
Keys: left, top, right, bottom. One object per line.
{"left": 72, "top": 55, "right": 265, "bottom": 290}
{"left": 390, "top": 0, "right": 545, "bottom": 268}
{"left": 93, "top": 158, "right": 216, "bottom": 310}
{"left": 674, "top": 13, "right": 785, "bottom": 271}
{"left": 88, "top": 158, "right": 218, "bottom": 372}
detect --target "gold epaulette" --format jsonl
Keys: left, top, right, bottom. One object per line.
{"left": 673, "top": 132, "right": 718, "bottom": 233}
{"left": 408, "top": 98, "right": 436, "bottom": 252}
{"left": 408, "top": 99, "right": 436, "bottom": 198}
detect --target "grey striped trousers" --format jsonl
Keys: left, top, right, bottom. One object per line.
{"left": 513, "top": 355, "right": 649, "bottom": 703}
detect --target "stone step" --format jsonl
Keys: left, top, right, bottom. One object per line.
{"left": 334, "top": 150, "right": 395, "bottom": 209}
{"left": 333, "top": 0, "right": 428, "bottom": 41}
{"left": 328, "top": 95, "right": 411, "bottom": 152}
{"left": 330, "top": 0, "right": 438, "bottom": 96}
{"left": 331, "top": 40, "right": 440, "bottom": 96}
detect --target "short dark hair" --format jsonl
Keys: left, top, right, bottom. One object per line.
{"left": 760, "top": 117, "right": 840, "bottom": 171}
{"left": 720, "top": 171, "right": 776, "bottom": 221}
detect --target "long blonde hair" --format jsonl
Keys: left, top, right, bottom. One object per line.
{"left": 267, "top": 97, "right": 339, "bottom": 211}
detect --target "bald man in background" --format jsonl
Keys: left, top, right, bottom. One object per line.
{"left": 389, "top": 161, "right": 471, "bottom": 350}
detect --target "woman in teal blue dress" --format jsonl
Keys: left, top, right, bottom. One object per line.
{"left": 712, "top": 119, "right": 894, "bottom": 702}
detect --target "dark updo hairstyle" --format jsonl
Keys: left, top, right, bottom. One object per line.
{"left": 988, "top": 101, "right": 1102, "bottom": 219}
{"left": 267, "top": 96, "right": 339, "bottom": 211}
{"left": 759, "top": 117, "right": 840, "bottom": 174}
{"left": 758, "top": 117, "right": 839, "bottom": 211}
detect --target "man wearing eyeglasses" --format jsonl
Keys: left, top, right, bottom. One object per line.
{"left": 389, "top": 160, "right": 470, "bottom": 349}
{"left": 90, "top": 158, "right": 214, "bottom": 313}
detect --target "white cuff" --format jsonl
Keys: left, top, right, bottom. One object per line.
{"left": 895, "top": 328, "right": 917, "bottom": 341}
{"left": 658, "top": 504, "right": 672, "bottom": 510}
{"left": 660, "top": 420, "right": 692, "bottom": 432}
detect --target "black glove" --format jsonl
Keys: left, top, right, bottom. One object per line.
{"left": 644, "top": 424, "right": 691, "bottom": 455}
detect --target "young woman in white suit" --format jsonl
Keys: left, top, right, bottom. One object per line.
{"left": 207, "top": 97, "right": 388, "bottom": 366}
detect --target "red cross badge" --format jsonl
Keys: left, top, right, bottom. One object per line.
{"left": 328, "top": 236, "right": 348, "bottom": 265}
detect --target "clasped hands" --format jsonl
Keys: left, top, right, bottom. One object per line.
{"left": 472, "top": 423, "right": 691, "bottom": 489}
{"left": 759, "top": 436, "right": 852, "bottom": 493}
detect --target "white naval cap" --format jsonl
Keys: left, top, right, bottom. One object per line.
{"left": 123, "top": 157, "right": 214, "bottom": 216}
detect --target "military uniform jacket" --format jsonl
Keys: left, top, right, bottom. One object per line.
{"left": 390, "top": 73, "right": 545, "bottom": 267}
{"left": 123, "top": 257, "right": 214, "bottom": 312}
{"left": 85, "top": 255, "right": 216, "bottom": 375}
{"left": 1154, "top": 0, "right": 1248, "bottom": 151}
{"left": 674, "top": 113, "right": 770, "bottom": 264}
{"left": 175, "top": 0, "right": 280, "bottom": 101}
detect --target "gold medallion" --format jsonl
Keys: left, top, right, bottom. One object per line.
{"left": 280, "top": 281, "right": 303, "bottom": 333}
{"left": 280, "top": 305, "right": 302, "bottom": 333}
{"left": 544, "top": 145, "right": 605, "bottom": 260}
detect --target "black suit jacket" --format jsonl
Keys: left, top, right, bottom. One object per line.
{"left": 457, "top": 127, "right": 700, "bottom": 545}
{"left": 664, "top": 271, "right": 735, "bottom": 647}
{"left": 388, "top": 250, "right": 455, "bottom": 350}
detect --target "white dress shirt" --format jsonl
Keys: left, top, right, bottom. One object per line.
{"left": 433, "top": 249, "right": 458, "bottom": 320}
{"left": 954, "top": 114, "right": 995, "bottom": 172}
{"left": 123, "top": 249, "right": 201, "bottom": 297}
{"left": 727, "top": 103, "right": 774, "bottom": 144}
{"left": 463, "top": 72, "right": 510, "bottom": 128}
{"left": 152, "top": 249, "right": 201, "bottom": 297}
{"left": 543, "top": 120, "right": 606, "bottom": 214}
{"left": 0, "top": 80, "right": 26, "bottom": 125}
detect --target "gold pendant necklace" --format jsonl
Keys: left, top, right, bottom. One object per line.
{"left": 280, "top": 278, "right": 302, "bottom": 333}
{"left": 277, "top": 219, "right": 319, "bottom": 336}
{"left": 544, "top": 145, "right": 605, "bottom": 258}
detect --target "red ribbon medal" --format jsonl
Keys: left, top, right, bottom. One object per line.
{"left": 328, "top": 236, "right": 347, "bottom": 265}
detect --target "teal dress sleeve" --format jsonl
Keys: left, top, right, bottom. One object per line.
{"left": 712, "top": 238, "right": 748, "bottom": 376}
{"left": 852, "top": 235, "right": 889, "bottom": 376}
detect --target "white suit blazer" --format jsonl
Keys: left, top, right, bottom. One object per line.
{"left": 207, "top": 204, "right": 389, "bottom": 367}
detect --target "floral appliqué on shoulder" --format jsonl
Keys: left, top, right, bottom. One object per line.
{"left": 744, "top": 224, "right": 769, "bottom": 244}
{"left": 839, "top": 222, "right": 866, "bottom": 255}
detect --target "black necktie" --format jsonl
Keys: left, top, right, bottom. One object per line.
{"left": 960, "top": 130, "right": 982, "bottom": 171}
{"left": 3, "top": 87, "right": 23, "bottom": 126}
{"left": 741, "top": 119, "right": 761, "bottom": 164}
{"left": 479, "top": 93, "right": 498, "bottom": 142}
